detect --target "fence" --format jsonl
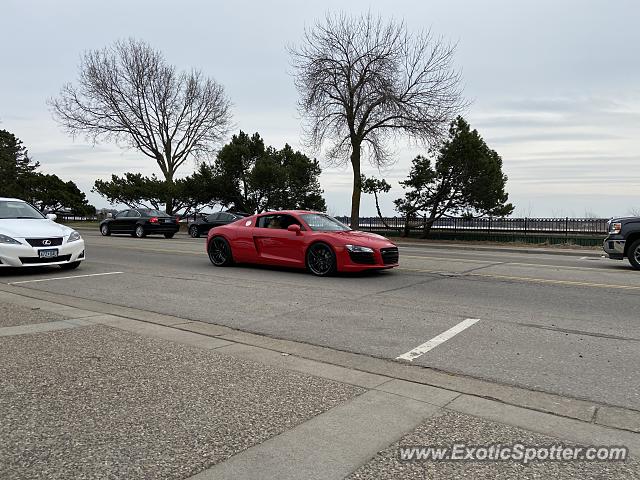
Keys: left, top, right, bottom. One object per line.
{"left": 55, "top": 212, "right": 609, "bottom": 245}
{"left": 57, "top": 212, "right": 609, "bottom": 236}
{"left": 335, "top": 216, "right": 609, "bottom": 245}
{"left": 335, "top": 216, "right": 608, "bottom": 235}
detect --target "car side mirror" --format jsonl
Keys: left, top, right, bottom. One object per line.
{"left": 287, "top": 224, "right": 302, "bottom": 235}
{"left": 46, "top": 213, "right": 57, "bottom": 221}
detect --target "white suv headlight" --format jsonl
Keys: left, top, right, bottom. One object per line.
{"left": 345, "top": 244, "right": 374, "bottom": 253}
{"left": 0, "top": 234, "right": 21, "bottom": 245}
{"left": 68, "top": 231, "right": 82, "bottom": 242}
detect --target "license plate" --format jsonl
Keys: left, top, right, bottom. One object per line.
{"left": 39, "top": 249, "right": 59, "bottom": 259}
{"left": 164, "top": 219, "right": 172, "bottom": 223}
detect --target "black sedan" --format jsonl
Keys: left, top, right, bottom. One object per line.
{"left": 188, "top": 211, "right": 248, "bottom": 238}
{"left": 100, "top": 209, "right": 180, "bottom": 238}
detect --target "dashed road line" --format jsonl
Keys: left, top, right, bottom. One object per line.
{"left": 396, "top": 318, "right": 481, "bottom": 361}
{"left": 7, "top": 271, "right": 124, "bottom": 285}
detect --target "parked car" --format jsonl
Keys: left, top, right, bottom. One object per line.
{"left": 205, "top": 210, "right": 399, "bottom": 276}
{"left": 100, "top": 209, "right": 179, "bottom": 238}
{"left": 0, "top": 197, "right": 85, "bottom": 269}
{"left": 188, "top": 211, "right": 248, "bottom": 238}
{"left": 603, "top": 217, "right": 640, "bottom": 269}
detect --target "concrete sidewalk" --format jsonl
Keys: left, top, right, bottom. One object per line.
{"left": 0, "top": 293, "right": 638, "bottom": 479}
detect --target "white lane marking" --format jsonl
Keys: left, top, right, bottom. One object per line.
{"left": 8, "top": 271, "right": 124, "bottom": 285}
{"left": 396, "top": 318, "right": 480, "bottom": 362}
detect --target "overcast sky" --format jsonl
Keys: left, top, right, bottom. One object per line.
{"left": 1, "top": 0, "right": 639, "bottom": 217}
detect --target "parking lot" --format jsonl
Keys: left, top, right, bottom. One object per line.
{"left": 1, "top": 229, "right": 639, "bottom": 413}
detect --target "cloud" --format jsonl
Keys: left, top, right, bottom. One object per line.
{"left": 489, "top": 131, "right": 622, "bottom": 144}
{"left": 476, "top": 95, "right": 640, "bottom": 131}
{"left": 494, "top": 96, "right": 622, "bottom": 114}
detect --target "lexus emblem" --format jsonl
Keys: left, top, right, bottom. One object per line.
{"left": 42, "top": 239, "right": 52, "bottom": 246}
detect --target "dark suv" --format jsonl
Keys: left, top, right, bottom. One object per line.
{"left": 603, "top": 217, "right": 640, "bottom": 269}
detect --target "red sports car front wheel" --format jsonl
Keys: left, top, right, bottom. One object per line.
{"left": 306, "top": 243, "right": 336, "bottom": 276}
{"left": 208, "top": 237, "right": 234, "bottom": 267}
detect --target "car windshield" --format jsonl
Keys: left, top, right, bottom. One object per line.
{"left": 300, "top": 213, "right": 350, "bottom": 232}
{"left": 0, "top": 200, "right": 45, "bottom": 219}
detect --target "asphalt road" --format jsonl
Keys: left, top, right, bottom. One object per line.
{"left": 2, "top": 230, "right": 639, "bottom": 411}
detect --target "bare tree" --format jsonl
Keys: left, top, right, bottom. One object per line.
{"left": 290, "top": 13, "right": 465, "bottom": 228}
{"left": 50, "top": 38, "right": 231, "bottom": 213}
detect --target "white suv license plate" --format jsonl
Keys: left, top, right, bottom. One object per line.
{"left": 39, "top": 249, "right": 59, "bottom": 259}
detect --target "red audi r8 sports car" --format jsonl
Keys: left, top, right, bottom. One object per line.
{"left": 205, "top": 210, "right": 399, "bottom": 276}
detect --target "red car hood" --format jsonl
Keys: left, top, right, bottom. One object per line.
{"left": 331, "top": 230, "right": 396, "bottom": 248}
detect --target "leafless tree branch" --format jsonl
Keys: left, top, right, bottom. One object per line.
{"left": 290, "top": 12, "right": 466, "bottom": 227}
{"left": 49, "top": 38, "right": 232, "bottom": 212}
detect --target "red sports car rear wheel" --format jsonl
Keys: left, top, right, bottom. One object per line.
{"left": 208, "top": 237, "right": 234, "bottom": 267}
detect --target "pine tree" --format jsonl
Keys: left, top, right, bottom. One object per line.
{"left": 0, "top": 129, "right": 39, "bottom": 198}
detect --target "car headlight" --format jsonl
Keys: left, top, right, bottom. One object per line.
{"left": 609, "top": 222, "right": 622, "bottom": 235}
{"left": 68, "top": 231, "right": 82, "bottom": 242}
{"left": 345, "top": 244, "right": 374, "bottom": 253}
{"left": 0, "top": 234, "right": 21, "bottom": 245}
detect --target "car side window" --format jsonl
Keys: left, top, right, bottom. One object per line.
{"left": 280, "top": 215, "right": 303, "bottom": 230}
{"left": 116, "top": 210, "right": 128, "bottom": 218}
{"left": 257, "top": 214, "right": 301, "bottom": 230}
{"left": 219, "top": 213, "right": 233, "bottom": 221}
{"left": 257, "top": 215, "right": 275, "bottom": 228}
{"left": 206, "top": 213, "right": 220, "bottom": 223}
{"left": 127, "top": 210, "right": 141, "bottom": 218}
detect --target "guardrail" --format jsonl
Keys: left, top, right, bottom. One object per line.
{"left": 335, "top": 216, "right": 609, "bottom": 236}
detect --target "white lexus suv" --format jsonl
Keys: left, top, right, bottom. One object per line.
{"left": 0, "top": 197, "right": 86, "bottom": 269}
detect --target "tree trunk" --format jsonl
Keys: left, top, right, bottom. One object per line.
{"left": 420, "top": 206, "right": 439, "bottom": 239}
{"left": 165, "top": 171, "right": 175, "bottom": 215}
{"left": 350, "top": 145, "right": 362, "bottom": 230}
{"left": 421, "top": 220, "right": 435, "bottom": 238}
{"left": 373, "top": 192, "right": 385, "bottom": 223}
{"left": 402, "top": 217, "right": 412, "bottom": 237}
{"left": 374, "top": 192, "right": 400, "bottom": 233}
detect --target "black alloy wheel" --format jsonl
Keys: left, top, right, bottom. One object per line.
{"left": 629, "top": 240, "right": 640, "bottom": 270}
{"left": 306, "top": 243, "right": 336, "bottom": 276}
{"left": 208, "top": 236, "right": 233, "bottom": 266}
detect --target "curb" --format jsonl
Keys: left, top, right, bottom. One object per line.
{"left": 1, "top": 283, "right": 638, "bottom": 439}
